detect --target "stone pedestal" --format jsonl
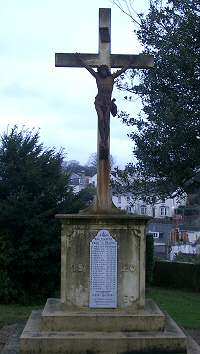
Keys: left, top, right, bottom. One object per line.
{"left": 20, "top": 300, "right": 189, "bottom": 354}
{"left": 59, "top": 214, "right": 147, "bottom": 310}
{"left": 20, "top": 213, "right": 199, "bottom": 353}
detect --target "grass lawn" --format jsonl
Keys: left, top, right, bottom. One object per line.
{"left": 148, "top": 287, "right": 200, "bottom": 329}
{"left": 0, "top": 288, "right": 200, "bottom": 330}
{"left": 0, "top": 304, "right": 42, "bottom": 329}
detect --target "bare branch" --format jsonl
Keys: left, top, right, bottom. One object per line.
{"left": 128, "top": 0, "right": 141, "bottom": 18}
{"left": 110, "top": 0, "right": 141, "bottom": 26}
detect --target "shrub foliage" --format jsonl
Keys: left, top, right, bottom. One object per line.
{"left": 146, "top": 234, "right": 154, "bottom": 287}
{"left": 153, "top": 260, "right": 200, "bottom": 292}
{"left": 0, "top": 126, "right": 73, "bottom": 303}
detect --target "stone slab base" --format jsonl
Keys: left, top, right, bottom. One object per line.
{"left": 41, "top": 298, "right": 165, "bottom": 332}
{"left": 20, "top": 310, "right": 187, "bottom": 354}
{"left": 186, "top": 335, "right": 200, "bottom": 354}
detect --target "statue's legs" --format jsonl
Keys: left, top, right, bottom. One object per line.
{"left": 95, "top": 101, "right": 111, "bottom": 160}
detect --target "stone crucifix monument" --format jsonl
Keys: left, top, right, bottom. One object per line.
{"left": 55, "top": 7, "right": 153, "bottom": 213}
{"left": 20, "top": 8, "right": 191, "bottom": 354}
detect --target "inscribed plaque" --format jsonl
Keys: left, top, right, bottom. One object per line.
{"left": 89, "top": 229, "right": 117, "bottom": 308}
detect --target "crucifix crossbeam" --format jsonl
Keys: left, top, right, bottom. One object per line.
{"left": 56, "top": 53, "right": 153, "bottom": 69}
{"left": 56, "top": 9, "right": 153, "bottom": 70}
{"left": 55, "top": 8, "right": 153, "bottom": 214}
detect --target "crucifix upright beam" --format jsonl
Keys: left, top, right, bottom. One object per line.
{"left": 55, "top": 8, "right": 153, "bottom": 214}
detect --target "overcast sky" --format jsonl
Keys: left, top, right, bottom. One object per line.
{"left": 0, "top": 0, "right": 148, "bottom": 166}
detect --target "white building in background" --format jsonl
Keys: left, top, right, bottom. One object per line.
{"left": 187, "top": 230, "right": 200, "bottom": 243}
{"left": 169, "top": 244, "right": 197, "bottom": 261}
{"left": 111, "top": 194, "right": 184, "bottom": 218}
{"left": 69, "top": 172, "right": 93, "bottom": 193}
{"left": 70, "top": 172, "right": 185, "bottom": 218}
{"left": 90, "top": 174, "right": 97, "bottom": 187}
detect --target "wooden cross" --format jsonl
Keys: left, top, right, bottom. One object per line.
{"left": 55, "top": 8, "right": 153, "bottom": 214}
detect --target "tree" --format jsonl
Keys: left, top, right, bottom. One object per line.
{"left": 87, "top": 152, "right": 116, "bottom": 171}
{"left": 174, "top": 252, "right": 200, "bottom": 264}
{"left": 0, "top": 126, "right": 75, "bottom": 303}
{"left": 63, "top": 160, "right": 84, "bottom": 174}
{"left": 116, "top": 0, "right": 200, "bottom": 200}
{"left": 64, "top": 154, "right": 116, "bottom": 178}
{"left": 76, "top": 185, "right": 96, "bottom": 211}
{"left": 64, "top": 158, "right": 96, "bottom": 177}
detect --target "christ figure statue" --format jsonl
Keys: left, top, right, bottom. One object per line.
{"left": 75, "top": 53, "right": 131, "bottom": 160}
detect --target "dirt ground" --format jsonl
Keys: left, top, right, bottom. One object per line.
{"left": 0, "top": 322, "right": 25, "bottom": 353}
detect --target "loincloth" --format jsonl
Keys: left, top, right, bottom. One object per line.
{"left": 94, "top": 94, "right": 111, "bottom": 108}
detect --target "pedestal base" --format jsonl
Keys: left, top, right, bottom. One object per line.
{"left": 20, "top": 299, "right": 192, "bottom": 354}
{"left": 41, "top": 298, "right": 165, "bottom": 332}
{"left": 20, "top": 213, "right": 200, "bottom": 353}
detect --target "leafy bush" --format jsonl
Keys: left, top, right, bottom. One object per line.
{"left": 0, "top": 126, "right": 75, "bottom": 303}
{"left": 146, "top": 234, "right": 154, "bottom": 287}
{"left": 153, "top": 260, "right": 200, "bottom": 292}
{"left": 174, "top": 252, "right": 200, "bottom": 264}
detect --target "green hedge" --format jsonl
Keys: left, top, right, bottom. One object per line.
{"left": 153, "top": 260, "right": 200, "bottom": 292}
{"left": 146, "top": 234, "right": 154, "bottom": 287}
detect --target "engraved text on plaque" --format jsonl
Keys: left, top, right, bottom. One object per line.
{"left": 90, "top": 229, "right": 117, "bottom": 308}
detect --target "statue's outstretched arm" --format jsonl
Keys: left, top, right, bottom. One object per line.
{"left": 112, "top": 63, "right": 131, "bottom": 79}
{"left": 75, "top": 53, "right": 97, "bottom": 78}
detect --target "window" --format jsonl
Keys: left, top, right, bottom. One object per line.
{"left": 152, "top": 207, "right": 156, "bottom": 217}
{"left": 118, "top": 196, "right": 121, "bottom": 204}
{"left": 127, "top": 196, "right": 130, "bottom": 202}
{"left": 149, "top": 232, "right": 160, "bottom": 239}
{"left": 140, "top": 205, "right": 147, "bottom": 215}
{"left": 160, "top": 206, "right": 168, "bottom": 216}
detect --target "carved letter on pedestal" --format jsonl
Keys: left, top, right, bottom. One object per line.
{"left": 90, "top": 229, "right": 117, "bottom": 308}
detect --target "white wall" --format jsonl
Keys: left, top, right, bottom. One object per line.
{"left": 188, "top": 231, "right": 200, "bottom": 243}
{"left": 170, "top": 244, "right": 197, "bottom": 261}
{"left": 112, "top": 194, "right": 185, "bottom": 218}
{"left": 77, "top": 173, "right": 186, "bottom": 218}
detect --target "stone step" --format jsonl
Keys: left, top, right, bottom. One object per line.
{"left": 20, "top": 310, "right": 187, "bottom": 354}
{"left": 41, "top": 298, "right": 165, "bottom": 332}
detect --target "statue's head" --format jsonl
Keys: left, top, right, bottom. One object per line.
{"left": 97, "top": 65, "right": 111, "bottom": 78}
